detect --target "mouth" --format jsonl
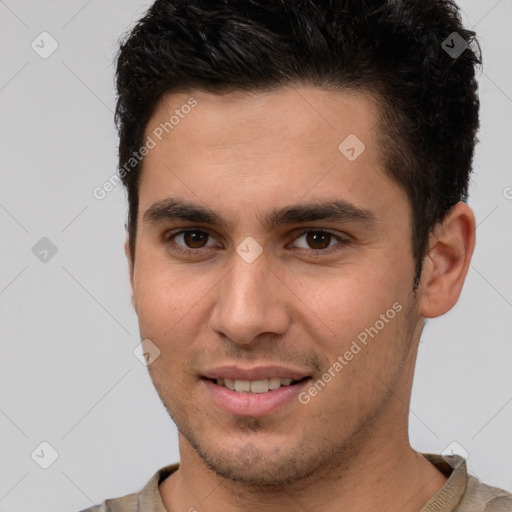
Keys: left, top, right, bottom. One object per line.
{"left": 200, "top": 369, "right": 312, "bottom": 416}
{"left": 204, "top": 376, "right": 310, "bottom": 394}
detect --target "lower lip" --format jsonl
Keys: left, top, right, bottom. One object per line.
{"left": 202, "top": 378, "right": 311, "bottom": 417}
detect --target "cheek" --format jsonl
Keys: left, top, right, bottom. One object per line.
{"left": 296, "top": 265, "right": 402, "bottom": 335}
{"left": 132, "top": 258, "right": 192, "bottom": 338}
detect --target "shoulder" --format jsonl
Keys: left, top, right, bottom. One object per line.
{"left": 456, "top": 475, "right": 512, "bottom": 512}
{"left": 75, "top": 464, "right": 179, "bottom": 512}
{"left": 77, "top": 493, "right": 138, "bottom": 512}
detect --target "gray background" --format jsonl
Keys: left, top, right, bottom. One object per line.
{"left": 0, "top": 1, "right": 511, "bottom": 511}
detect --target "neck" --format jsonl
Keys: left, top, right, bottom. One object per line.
{"left": 160, "top": 423, "right": 447, "bottom": 512}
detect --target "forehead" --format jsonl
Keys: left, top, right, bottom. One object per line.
{"left": 145, "top": 85, "right": 380, "bottom": 156}
{"left": 137, "top": 85, "right": 406, "bottom": 227}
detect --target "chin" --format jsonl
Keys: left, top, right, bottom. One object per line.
{"left": 185, "top": 430, "right": 329, "bottom": 487}
{"left": 203, "top": 449, "right": 314, "bottom": 486}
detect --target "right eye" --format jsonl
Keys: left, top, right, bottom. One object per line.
{"left": 165, "top": 229, "right": 220, "bottom": 255}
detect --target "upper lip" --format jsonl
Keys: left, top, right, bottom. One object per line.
{"left": 202, "top": 365, "right": 311, "bottom": 381}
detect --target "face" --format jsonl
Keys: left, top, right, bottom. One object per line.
{"left": 128, "top": 86, "right": 423, "bottom": 486}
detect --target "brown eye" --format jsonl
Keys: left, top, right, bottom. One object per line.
{"left": 305, "top": 231, "right": 333, "bottom": 250}
{"left": 182, "top": 230, "right": 209, "bottom": 248}
{"left": 293, "top": 230, "right": 343, "bottom": 252}
{"left": 166, "top": 229, "right": 217, "bottom": 254}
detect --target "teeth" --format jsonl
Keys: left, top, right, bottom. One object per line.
{"left": 268, "top": 377, "right": 281, "bottom": 390}
{"left": 234, "top": 380, "right": 250, "bottom": 392}
{"left": 215, "top": 377, "right": 300, "bottom": 393}
{"left": 250, "top": 379, "right": 269, "bottom": 394}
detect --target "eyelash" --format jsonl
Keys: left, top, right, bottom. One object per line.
{"left": 164, "top": 228, "right": 349, "bottom": 257}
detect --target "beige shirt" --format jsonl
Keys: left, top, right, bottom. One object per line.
{"left": 79, "top": 454, "right": 512, "bottom": 512}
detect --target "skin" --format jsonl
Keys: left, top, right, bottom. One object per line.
{"left": 125, "top": 85, "right": 476, "bottom": 511}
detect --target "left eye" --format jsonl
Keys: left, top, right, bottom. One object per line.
{"left": 291, "top": 230, "right": 344, "bottom": 251}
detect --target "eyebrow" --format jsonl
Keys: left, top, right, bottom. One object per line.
{"left": 143, "top": 197, "right": 376, "bottom": 231}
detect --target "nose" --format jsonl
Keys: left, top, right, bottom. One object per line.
{"left": 209, "top": 248, "right": 290, "bottom": 346}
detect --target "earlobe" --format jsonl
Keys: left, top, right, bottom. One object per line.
{"left": 417, "top": 202, "right": 476, "bottom": 318}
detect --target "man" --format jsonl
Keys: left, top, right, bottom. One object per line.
{"left": 82, "top": 0, "right": 511, "bottom": 511}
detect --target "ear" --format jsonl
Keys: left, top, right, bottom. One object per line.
{"left": 124, "top": 238, "right": 136, "bottom": 310}
{"left": 417, "top": 202, "right": 476, "bottom": 318}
